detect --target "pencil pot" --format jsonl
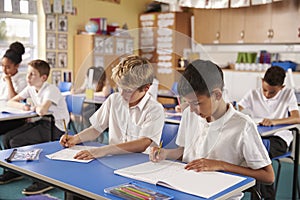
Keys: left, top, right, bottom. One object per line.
{"left": 85, "top": 88, "right": 94, "bottom": 100}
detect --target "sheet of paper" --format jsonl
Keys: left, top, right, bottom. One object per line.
{"left": 45, "top": 145, "right": 98, "bottom": 163}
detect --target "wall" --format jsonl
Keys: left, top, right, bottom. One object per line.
{"left": 37, "top": 0, "right": 151, "bottom": 81}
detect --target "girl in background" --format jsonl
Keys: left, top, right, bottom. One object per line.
{"left": 0, "top": 42, "right": 27, "bottom": 135}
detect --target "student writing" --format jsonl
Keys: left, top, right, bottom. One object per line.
{"left": 149, "top": 60, "right": 274, "bottom": 200}
{"left": 60, "top": 55, "right": 165, "bottom": 159}
{"left": 237, "top": 66, "right": 300, "bottom": 199}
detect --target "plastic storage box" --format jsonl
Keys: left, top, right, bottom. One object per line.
{"left": 271, "top": 61, "right": 298, "bottom": 71}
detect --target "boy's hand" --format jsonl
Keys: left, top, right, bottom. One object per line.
{"left": 185, "top": 158, "right": 224, "bottom": 172}
{"left": 149, "top": 146, "right": 166, "bottom": 162}
{"left": 59, "top": 134, "right": 77, "bottom": 148}
{"left": 74, "top": 148, "right": 102, "bottom": 160}
{"left": 260, "top": 118, "right": 274, "bottom": 126}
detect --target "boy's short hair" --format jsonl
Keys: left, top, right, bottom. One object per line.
{"left": 111, "top": 55, "right": 154, "bottom": 90}
{"left": 28, "top": 59, "right": 50, "bottom": 78}
{"left": 263, "top": 66, "right": 286, "bottom": 86}
{"left": 178, "top": 60, "right": 224, "bottom": 97}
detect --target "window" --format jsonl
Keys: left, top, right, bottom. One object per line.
{"left": 0, "top": 0, "right": 38, "bottom": 72}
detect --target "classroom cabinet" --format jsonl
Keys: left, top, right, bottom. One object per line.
{"left": 139, "top": 12, "right": 192, "bottom": 89}
{"left": 194, "top": 0, "right": 300, "bottom": 44}
{"left": 74, "top": 34, "right": 134, "bottom": 88}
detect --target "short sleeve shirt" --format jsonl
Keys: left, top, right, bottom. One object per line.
{"left": 0, "top": 72, "right": 27, "bottom": 101}
{"left": 176, "top": 104, "right": 271, "bottom": 170}
{"left": 238, "top": 87, "right": 299, "bottom": 145}
{"left": 90, "top": 92, "right": 165, "bottom": 150}
{"left": 19, "top": 82, "right": 70, "bottom": 131}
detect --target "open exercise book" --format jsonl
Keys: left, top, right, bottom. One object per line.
{"left": 114, "top": 160, "right": 247, "bottom": 199}
{"left": 46, "top": 145, "right": 98, "bottom": 163}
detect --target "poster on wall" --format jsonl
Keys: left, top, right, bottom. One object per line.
{"left": 57, "top": 52, "right": 67, "bottom": 68}
{"left": 0, "top": 0, "right": 4, "bottom": 13}
{"left": 53, "top": 0, "right": 62, "bottom": 14}
{"left": 46, "top": 52, "right": 56, "bottom": 68}
{"left": 28, "top": 0, "right": 38, "bottom": 14}
{"left": 42, "top": 0, "right": 51, "bottom": 14}
{"left": 64, "top": 0, "right": 73, "bottom": 13}
{"left": 11, "top": 0, "right": 20, "bottom": 14}
{"left": 58, "top": 34, "right": 68, "bottom": 50}
{"left": 46, "top": 15, "right": 56, "bottom": 31}
{"left": 51, "top": 70, "right": 61, "bottom": 86}
{"left": 46, "top": 33, "right": 56, "bottom": 49}
{"left": 58, "top": 15, "right": 68, "bottom": 32}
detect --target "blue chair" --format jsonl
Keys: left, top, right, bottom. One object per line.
{"left": 58, "top": 81, "right": 72, "bottom": 92}
{"left": 161, "top": 123, "right": 179, "bottom": 149}
{"left": 65, "top": 95, "right": 85, "bottom": 134}
{"left": 262, "top": 139, "right": 297, "bottom": 196}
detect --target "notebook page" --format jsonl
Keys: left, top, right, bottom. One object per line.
{"left": 45, "top": 145, "right": 98, "bottom": 163}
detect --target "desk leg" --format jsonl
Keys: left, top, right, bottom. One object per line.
{"left": 292, "top": 128, "right": 299, "bottom": 200}
{"left": 50, "top": 115, "right": 54, "bottom": 141}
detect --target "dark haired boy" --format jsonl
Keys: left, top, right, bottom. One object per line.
{"left": 238, "top": 66, "right": 300, "bottom": 199}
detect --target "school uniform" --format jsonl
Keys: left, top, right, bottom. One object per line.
{"left": 0, "top": 72, "right": 27, "bottom": 134}
{"left": 89, "top": 92, "right": 165, "bottom": 151}
{"left": 2, "top": 82, "right": 70, "bottom": 149}
{"left": 238, "top": 87, "right": 299, "bottom": 150}
{"left": 0, "top": 72, "right": 27, "bottom": 101}
{"left": 176, "top": 104, "right": 271, "bottom": 200}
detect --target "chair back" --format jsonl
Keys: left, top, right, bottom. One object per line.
{"left": 171, "top": 82, "right": 178, "bottom": 95}
{"left": 65, "top": 95, "right": 85, "bottom": 116}
{"left": 161, "top": 123, "right": 179, "bottom": 149}
{"left": 58, "top": 82, "right": 72, "bottom": 92}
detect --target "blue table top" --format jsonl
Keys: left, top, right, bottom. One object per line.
{"left": 0, "top": 141, "right": 255, "bottom": 200}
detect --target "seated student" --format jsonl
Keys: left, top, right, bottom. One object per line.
{"left": 71, "top": 66, "right": 111, "bottom": 129}
{"left": 0, "top": 41, "right": 27, "bottom": 134}
{"left": 71, "top": 66, "right": 111, "bottom": 97}
{"left": 60, "top": 55, "right": 165, "bottom": 160}
{"left": 0, "top": 59, "right": 70, "bottom": 195}
{"left": 238, "top": 66, "right": 300, "bottom": 199}
{"left": 149, "top": 60, "right": 274, "bottom": 200}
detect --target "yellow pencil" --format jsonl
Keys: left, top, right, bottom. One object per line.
{"left": 63, "top": 119, "right": 68, "bottom": 140}
{"left": 157, "top": 140, "right": 163, "bottom": 155}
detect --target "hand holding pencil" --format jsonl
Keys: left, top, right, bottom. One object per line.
{"left": 59, "top": 119, "right": 76, "bottom": 148}
{"left": 149, "top": 141, "right": 166, "bottom": 162}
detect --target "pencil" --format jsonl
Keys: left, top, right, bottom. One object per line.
{"left": 63, "top": 119, "right": 68, "bottom": 140}
{"left": 157, "top": 140, "right": 163, "bottom": 155}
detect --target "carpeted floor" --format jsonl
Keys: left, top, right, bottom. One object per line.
{"left": 0, "top": 161, "right": 297, "bottom": 200}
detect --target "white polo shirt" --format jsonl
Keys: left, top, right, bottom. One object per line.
{"left": 0, "top": 72, "right": 27, "bottom": 101}
{"left": 19, "top": 82, "right": 70, "bottom": 131}
{"left": 176, "top": 104, "right": 271, "bottom": 170}
{"left": 238, "top": 87, "right": 299, "bottom": 146}
{"left": 90, "top": 92, "right": 165, "bottom": 149}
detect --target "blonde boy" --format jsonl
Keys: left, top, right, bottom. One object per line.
{"left": 60, "top": 55, "right": 165, "bottom": 159}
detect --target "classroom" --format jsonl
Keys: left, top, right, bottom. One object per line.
{"left": 0, "top": 0, "right": 300, "bottom": 199}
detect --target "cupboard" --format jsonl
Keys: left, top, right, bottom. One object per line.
{"left": 74, "top": 34, "right": 134, "bottom": 88}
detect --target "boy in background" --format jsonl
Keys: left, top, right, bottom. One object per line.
{"left": 150, "top": 60, "right": 274, "bottom": 199}
{"left": 238, "top": 66, "right": 300, "bottom": 199}
{"left": 0, "top": 59, "right": 70, "bottom": 195}
{"left": 60, "top": 55, "right": 165, "bottom": 159}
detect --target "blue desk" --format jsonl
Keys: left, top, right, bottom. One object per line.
{"left": 0, "top": 112, "right": 38, "bottom": 121}
{"left": 258, "top": 124, "right": 300, "bottom": 200}
{"left": 0, "top": 141, "right": 255, "bottom": 200}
